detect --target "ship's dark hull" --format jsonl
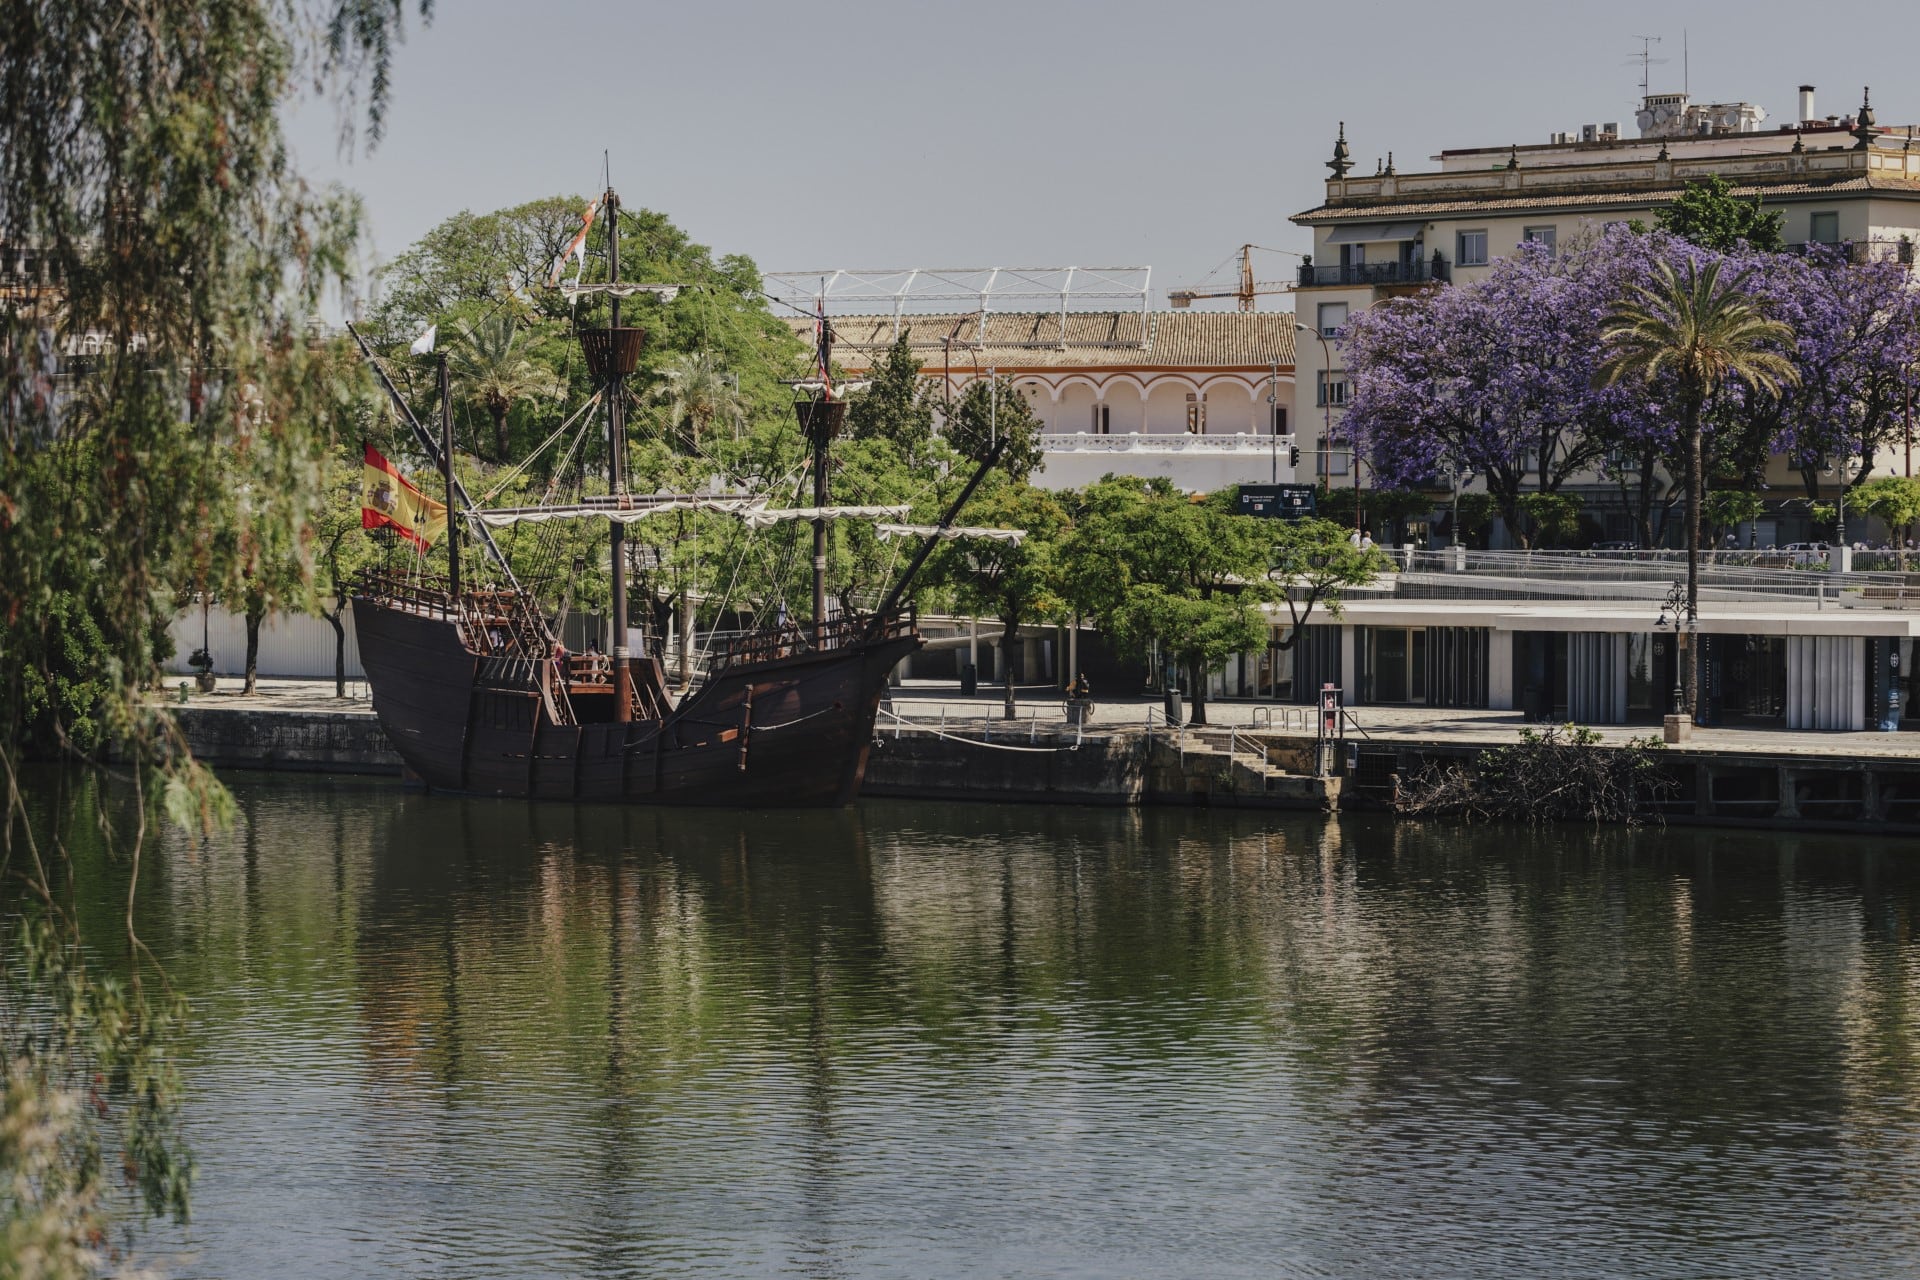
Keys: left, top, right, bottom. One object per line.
{"left": 352, "top": 597, "right": 917, "bottom": 807}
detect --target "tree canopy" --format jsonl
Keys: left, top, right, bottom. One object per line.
{"left": 2, "top": 0, "right": 428, "bottom": 1264}
{"left": 1654, "top": 176, "right": 1786, "bottom": 253}
{"left": 1058, "top": 479, "right": 1287, "bottom": 725}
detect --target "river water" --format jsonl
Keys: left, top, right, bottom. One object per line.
{"left": 45, "top": 775, "right": 1920, "bottom": 1277}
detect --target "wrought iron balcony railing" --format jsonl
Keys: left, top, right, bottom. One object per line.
{"left": 1298, "top": 257, "right": 1450, "bottom": 288}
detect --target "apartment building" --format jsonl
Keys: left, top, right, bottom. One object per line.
{"left": 1289, "top": 85, "right": 1920, "bottom": 541}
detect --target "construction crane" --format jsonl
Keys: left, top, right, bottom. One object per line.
{"left": 1166, "top": 244, "right": 1299, "bottom": 311}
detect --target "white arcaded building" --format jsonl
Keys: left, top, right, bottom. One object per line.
{"left": 797, "top": 310, "right": 1300, "bottom": 493}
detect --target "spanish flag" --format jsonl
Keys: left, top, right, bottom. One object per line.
{"left": 361, "top": 443, "right": 448, "bottom": 550}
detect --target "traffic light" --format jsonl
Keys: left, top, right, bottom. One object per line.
{"left": 1289, "top": 446, "right": 1301, "bottom": 467}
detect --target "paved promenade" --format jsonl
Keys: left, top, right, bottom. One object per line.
{"left": 161, "top": 675, "right": 1920, "bottom": 761}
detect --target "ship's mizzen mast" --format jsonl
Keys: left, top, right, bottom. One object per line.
{"left": 344, "top": 320, "right": 525, "bottom": 593}
{"left": 803, "top": 305, "right": 841, "bottom": 645}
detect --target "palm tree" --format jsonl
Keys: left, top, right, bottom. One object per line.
{"left": 656, "top": 350, "right": 746, "bottom": 447}
{"left": 1598, "top": 260, "right": 1797, "bottom": 720}
{"left": 447, "top": 314, "right": 563, "bottom": 461}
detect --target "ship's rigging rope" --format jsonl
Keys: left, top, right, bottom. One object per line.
{"left": 478, "top": 391, "right": 604, "bottom": 504}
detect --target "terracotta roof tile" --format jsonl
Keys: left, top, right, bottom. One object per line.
{"left": 791, "top": 311, "right": 1297, "bottom": 370}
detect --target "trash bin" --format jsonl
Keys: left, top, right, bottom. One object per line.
{"left": 960, "top": 663, "right": 977, "bottom": 696}
{"left": 1066, "top": 698, "right": 1092, "bottom": 727}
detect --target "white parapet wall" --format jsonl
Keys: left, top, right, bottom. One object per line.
{"left": 1036, "top": 432, "right": 1298, "bottom": 493}
{"left": 166, "top": 603, "right": 366, "bottom": 681}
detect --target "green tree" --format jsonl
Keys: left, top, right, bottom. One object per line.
{"left": 1060, "top": 480, "right": 1279, "bottom": 726}
{"left": 376, "top": 199, "right": 806, "bottom": 494}
{"left": 1851, "top": 476, "right": 1920, "bottom": 567}
{"left": 1600, "top": 260, "right": 1798, "bottom": 719}
{"left": 1518, "top": 491, "right": 1584, "bottom": 547}
{"left": 1267, "top": 517, "right": 1392, "bottom": 643}
{"left": 1703, "top": 489, "right": 1765, "bottom": 547}
{"left": 1654, "top": 176, "right": 1786, "bottom": 252}
{"left": 313, "top": 463, "right": 379, "bottom": 696}
{"left": 447, "top": 313, "right": 564, "bottom": 461}
{"left": 1, "top": 0, "right": 425, "bottom": 1264}
{"left": 1451, "top": 491, "right": 1498, "bottom": 548}
{"left": 931, "top": 483, "right": 1070, "bottom": 719}
{"left": 945, "top": 376, "right": 1045, "bottom": 482}
{"left": 373, "top": 196, "right": 593, "bottom": 334}
{"left": 656, "top": 349, "right": 747, "bottom": 447}
{"left": 847, "top": 335, "right": 936, "bottom": 459}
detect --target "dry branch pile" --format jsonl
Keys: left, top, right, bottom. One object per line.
{"left": 1395, "top": 724, "right": 1673, "bottom": 825}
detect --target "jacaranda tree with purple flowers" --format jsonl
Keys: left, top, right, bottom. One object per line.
{"left": 1744, "top": 247, "right": 1920, "bottom": 501}
{"left": 1341, "top": 228, "right": 1679, "bottom": 547}
{"left": 1343, "top": 225, "right": 1920, "bottom": 550}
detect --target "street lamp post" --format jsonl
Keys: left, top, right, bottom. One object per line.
{"left": 1267, "top": 359, "right": 1279, "bottom": 483}
{"left": 1656, "top": 579, "right": 1696, "bottom": 720}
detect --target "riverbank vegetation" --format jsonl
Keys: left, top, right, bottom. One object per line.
{"left": 2, "top": 0, "right": 428, "bottom": 1267}
{"left": 1395, "top": 725, "right": 1674, "bottom": 825}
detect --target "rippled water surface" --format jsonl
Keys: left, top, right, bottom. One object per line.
{"left": 46, "top": 775, "right": 1920, "bottom": 1277}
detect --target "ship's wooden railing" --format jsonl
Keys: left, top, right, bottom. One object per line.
{"left": 356, "top": 569, "right": 576, "bottom": 725}
{"left": 353, "top": 568, "right": 458, "bottom": 619}
{"left": 707, "top": 611, "right": 915, "bottom": 674}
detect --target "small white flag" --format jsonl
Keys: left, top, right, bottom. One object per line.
{"left": 409, "top": 324, "right": 437, "bottom": 355}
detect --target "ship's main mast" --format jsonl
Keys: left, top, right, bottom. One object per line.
{"left": 605, "top": 187, "right": 632, "bottom": 722}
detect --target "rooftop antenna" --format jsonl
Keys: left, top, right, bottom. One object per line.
{"left": 1683, "top": 29, "right": 1689, "bottom": 96}
{"left": 1629, "top": 35, "right": 1666, "bottom": 99}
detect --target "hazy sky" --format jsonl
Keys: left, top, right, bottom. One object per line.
{"left": 286, "top": 0, "right": 1920, "bottom": 310}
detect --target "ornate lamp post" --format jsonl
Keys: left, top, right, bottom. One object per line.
{"left": 1656, "top": 579, "right": 1695, "bottom": 719}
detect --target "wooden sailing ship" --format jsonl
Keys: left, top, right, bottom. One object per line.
{"left": 347, "top": 187, "right": 1003, "bottom": 807}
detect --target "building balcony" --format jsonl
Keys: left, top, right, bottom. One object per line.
{"left": 1042, "top": 430, "right": 1291, "bottom": 454}
{"left": 1298, "top": 257, "right": 1450, "bottom": 288}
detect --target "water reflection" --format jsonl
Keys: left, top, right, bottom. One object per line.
{"left": 37, "top": 773, "right": 1920, "bottom": 1277}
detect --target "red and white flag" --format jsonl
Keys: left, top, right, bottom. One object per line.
{"left": 548, "top": 198, "right": 603, "bottom": 287}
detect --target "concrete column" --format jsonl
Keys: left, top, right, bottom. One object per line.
{"left": 1774, "top": 765, "right": 1801, "bottom": 820}
{"left": 1339, "top": 626, "right": 1357, "bottom": 703}
{"left": 1488, "top": 631, "right": 1515, "bottom": 710}
{"left": 1864, "top": 770, "right": 1886, "bottom": 821}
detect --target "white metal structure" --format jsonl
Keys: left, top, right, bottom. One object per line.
{"left": 763, "top": 267, "right": 1153, "bottom": 344}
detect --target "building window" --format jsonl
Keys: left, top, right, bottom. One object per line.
{"left": 1090, "top": 404, "right": 1109, "bottom": 435}
{"left": 1523, "top": 225, "right": 1558, "bottom": 252}
{"left": 1271, "top": 404, "right": 1288, "bottom": 436}
{"left": 1317, "top": 371, "right": 1350, "bottom": 408}
{"left": 1317, "top": 302, "right": 1349, "bottom": 337}
{"left": 1185, "top": 393, "right": 1205, "bottom": 434}
{"left": 1456, "top": 230, "right": 1488, "bottom": 266}
{"left": 1318, "top": 441, "right": 1352, "bottom": 476}
{"left": 1810, "top": 211, "right": 1840, "bottom": 245}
